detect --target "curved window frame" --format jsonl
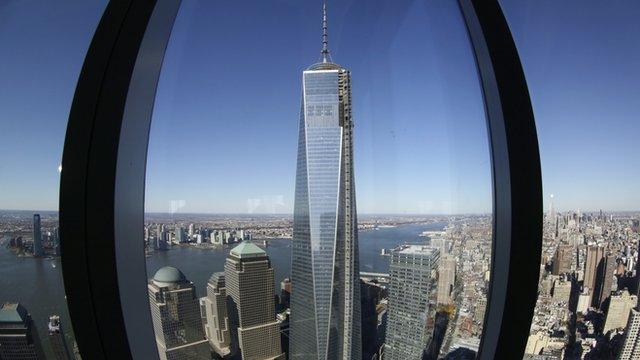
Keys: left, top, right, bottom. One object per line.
{"left": 59, "top": 0, "right": 541, "bottom": 359}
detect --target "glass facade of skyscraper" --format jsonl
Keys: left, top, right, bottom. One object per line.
{"left": 385, "top": 245, "right": 440, "bottom": 360}
{"left": 290, "top": 62, "right": 361, "bottom": 359}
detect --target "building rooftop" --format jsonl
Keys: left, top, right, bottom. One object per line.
{"left": 397, "top": 244, "right": 439, "bottom": 256}
{"left": 230, "top": 242, "right": 266, "bottom": 259}
{"left": 0, "top": 303, "right": 27, "bottom": 323}
{"left": 306, "top": 62, "right": 343, "bottom": 71}
{"left": 153, "top": 266, "right": 186, "bottom": 284}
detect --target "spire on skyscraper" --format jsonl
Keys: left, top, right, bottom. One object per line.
{"left": 321, "top": 2, "right": 331, "bottom": 63}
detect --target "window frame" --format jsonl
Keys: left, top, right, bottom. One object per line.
{"left": 59, "top": 0, "right": 541, "bottom": 358}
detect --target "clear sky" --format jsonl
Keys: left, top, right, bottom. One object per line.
{"left": 0, "top": 1, "right": 638, "bottom": 214}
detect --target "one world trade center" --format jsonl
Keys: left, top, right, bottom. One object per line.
{"left": 290, "top": 3, "right": 361, "bottom": 359}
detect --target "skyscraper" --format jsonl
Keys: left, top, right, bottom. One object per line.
{"left": 385, "top": 245, "right": 440, "bottom": 360}
{"left": 148, "top": 266, "right": 210, "bottom": 360}
{"left": 594, "top": 254, "right": 617, "bottom": 309}
{"left": 48, "top": 315, "right": 71, "bottom": 360}
{"left": 32, "top": 214, "right": 43, "bottom": 257}
{"left": 552, "top": 244, "right": 573, "bottom": 275}
{"left": 224, "top": 242, "right": 283, "bottom": 359}
{"left": 175, "top": 227, "right": 186, "bottom": 243}
{"left": 0, "top": 302, "right": 44, "bottom": 360}
{"left": 437, "top": 254, "right": 456, "bottom": 305}
{"left": 584, "top": 244, "right": 604, "bottom": 294}
{"left": 201, "top": 272, "right": 231, "bottom": 357}
{"left": 619, "top": 309, "right": 640, "bottom": 359}
{"left": 603, "top": 290, "right": 637, "bottom": 333}
{"left": 548, "top": 194, "right": 556, "bottom": 224}
{"left": 619, "top": 243, "right": 640, "bottom": 359}
{"left": 52, "top": 227, "right": 61, "bottom": 256}
{"left": 290, "top": 3, "right": 361, "bottom": 359}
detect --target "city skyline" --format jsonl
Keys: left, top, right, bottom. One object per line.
{"left": 2, "top": 1, "right": 640, "bottom": 214}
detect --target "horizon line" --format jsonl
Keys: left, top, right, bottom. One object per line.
{"left": 3, "top": 209, "right": 640, "bottom": 216}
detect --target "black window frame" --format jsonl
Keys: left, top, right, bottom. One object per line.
{"left": 59, "top": 0, "right": 542, "bottom": 358}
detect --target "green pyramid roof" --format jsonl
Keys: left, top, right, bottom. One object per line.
{"left": 0, "top": 303, "right": 27, "bottom": 323}
{"left": 230, "top": 242, "right": 266, "bottom": 259}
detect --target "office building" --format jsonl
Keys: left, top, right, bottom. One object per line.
{"left": 48, "top": 315, "right": 71, "bottom": 360}
{"left": 280, "top": 278, "right": 291, "bottom": 308}
{"left": 594, "top": 254, "right": 617, "bottom": 309}
{"left": 52, "top": 228, "right": 61, "bottom": 256}
{"left": 32, "top": 214, "right": 43, "bottom": 257}
{"left": 552, "top": 277, "right": 571, "bottom": 304}
{"left": 385, "top": 245, "right": 440, "bottom": 360}
{"left": 603, "top": 290, "right": 637, "bottom": 333}
{"left": 620, "top": 308, "right": 640, "bottom": 359}
{"left": 201, "top": 272, "right": 231, "bottom": 357}
{"left": 552, "top": 244, "right": 573, "bottom": 275}
{"left": 0, "top": 302, "right": 44, "bottom": 359}
{"left": 619, "top": 243, "right": 640, "bottom": 359}
{"left": 175, "top": 227, "right": 185, "bottom": 243}
{"left": 225, "top": 242, "right": 284, "bottom": 359}
{"left": 576, "top": 288, "right": 591, "bottom": 313}
{"left": 584, "top": 244, "right": 604, "bottom": 292}
{"left": 148, "top": 266, "right": 210, "bottom": 360}
{"left": 437, "top": 255, "right": 456, "bottom": 305}
{"left": 290, "top": 4, "right": 361, "bottom": 359}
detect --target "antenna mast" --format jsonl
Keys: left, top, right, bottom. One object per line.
{"left": 321, "top": 2, "right": 331, "bottom": 63}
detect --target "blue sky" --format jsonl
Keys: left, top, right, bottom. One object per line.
{"left": 0, "top": 1, "right": 638, "bottom": 214}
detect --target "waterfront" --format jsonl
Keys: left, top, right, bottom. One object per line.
{"left": 0, "top": 222, "right": 445, "bottom": 356}
{"left": 147, "top": 222, "right": 445, "bottom": 297}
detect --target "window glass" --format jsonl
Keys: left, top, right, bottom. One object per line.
{"left": 0, "top": 1, "right": 107, "bottom": 359}
{"left": 144, "top": 1, "right": 492, "bottom": 359}
{"left": 500, "top": 1, "right": 640, "bottom": 358}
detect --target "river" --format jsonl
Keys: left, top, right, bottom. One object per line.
{"left": 0, "top": 222, "right": 445, "bottom": 357}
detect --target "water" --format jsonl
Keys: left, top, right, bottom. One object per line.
{"left": 147, "top": 222, "right": 445, "bottom": 297}
{"left": 1, "top": 222, "right": 444, "bottom": 357}
{"left": 0, "top": 243, "right": 74, "bottom": 358}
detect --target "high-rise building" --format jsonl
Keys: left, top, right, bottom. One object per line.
{"left": 0, "top": 302, "right": 44, "bottom": 359}
{"left": 360, "top": 280, "right": 385, "bottom": 359}
{"left": 548, "top": 194, "right": 556, "bottom": 224}
{"left": 552, "top": 277, "right": 571, "bottom": 304}
{"left": 437, "top": 255, "right": 456, "bottom": 305}
{"left": 594, "top": 254, "right": 617, "bottom": 309}
{"left": 280, "top": 277, "right": 291, "bottom": 308}
{"left": 552, "top": 244, "right": 573, "bottom": 275}
{"left": 584, "top": 244, "right": 604, "bottom": 292}
{"left": 224, "top": 242, "right": 283, "bottom": 359}
{"left": 175, "top": 227, "right": 185, "bottom": 244}
{"left": 148, "top": 266, "right": 210, "bottom": 360}
{"left": 619, "top": 242, "right": 640, "bottom": 359}
{"left": 603, "top": 290, "right": 637, "bottom": 333}
{"left": 576, "top": 288, "right": 591, "bottom": 314}
{"left": 52, "top": 228, "right": 61, "bottom": 256}
{"left": 385, "top": 245, "right": 440, "bottom": 360}
{"left": 32, "top": 214, "right": 43, "bottom": 257}
{"left": 619, "top": 308, "right": 640, "bottom": 359}
{"left": 289, "top": 3, "right": 361, "bottom": 359}
{"left": 48, "top": 315, "right": 71, "bottom": 360}
{"left": 201, "top": 272, "right": 231, "bottom": 357}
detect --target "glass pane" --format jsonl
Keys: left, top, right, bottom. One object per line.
{"left": 0, "top": 1, "right": 107, "bottom": 359}
{"left": 144, "top": 1, "right": 492, "bottom": 359}
{"left": 500, "top": 1, "right": 640, "bottom": 359}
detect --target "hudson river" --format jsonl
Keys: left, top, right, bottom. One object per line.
{"left": 0, "top": 222, "right": 444, "bottom": 357}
